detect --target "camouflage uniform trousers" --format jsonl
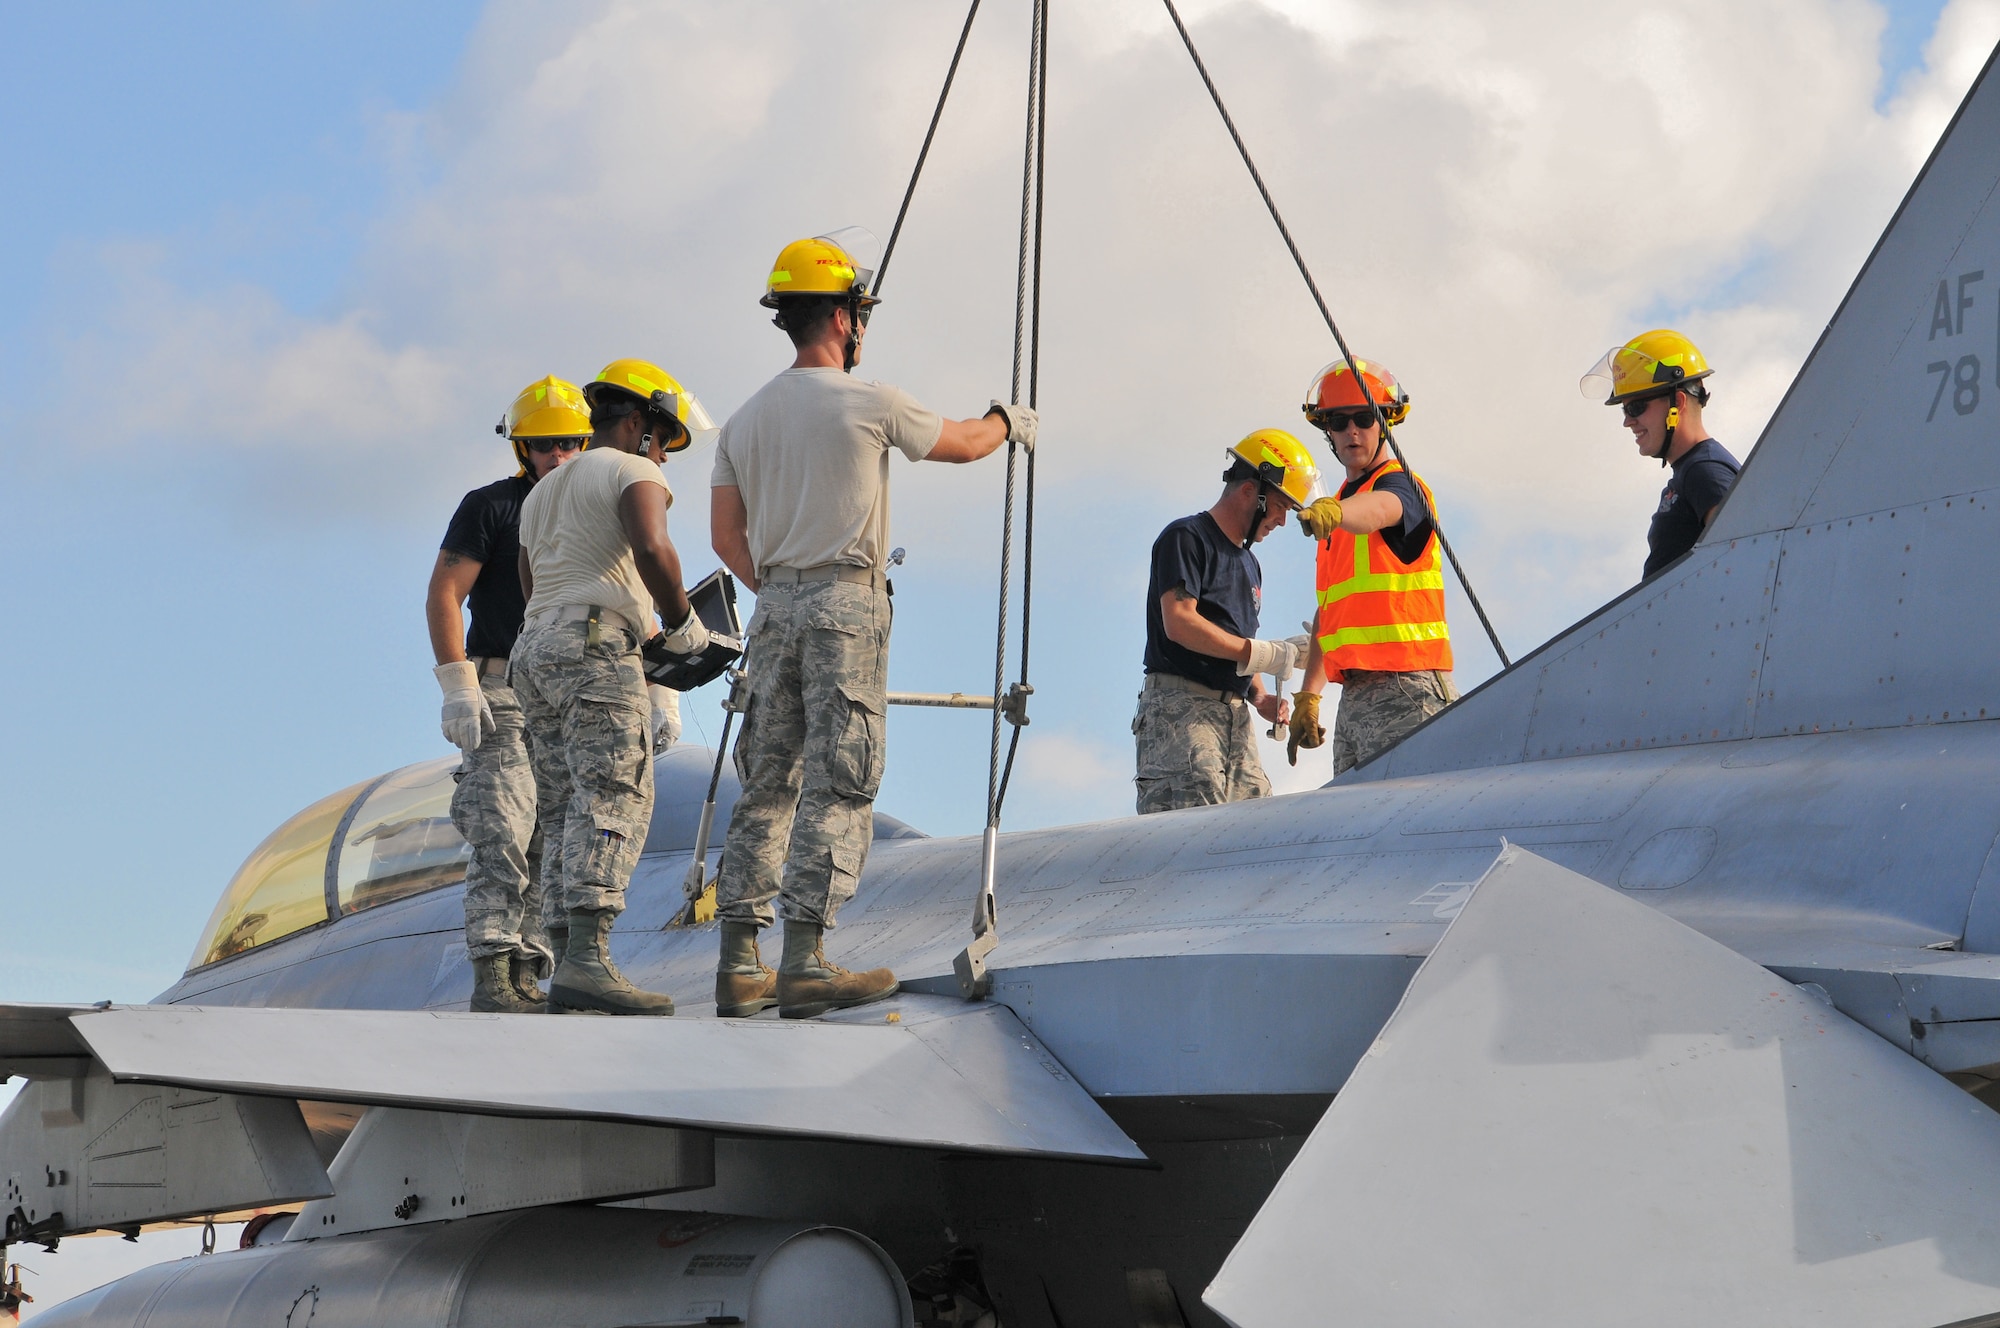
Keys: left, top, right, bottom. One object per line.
{"left": 1331, "top": 669, "right": 1458, "bottom": 774}
{"left": 451, "top": 668, "right": 551, "bottom": 972}
{"left": 717, "top": 579, "right": 889, "bottom": 930}
{"left": 1132, "top": 673, "right": 1272, "bottom": 815}
{"left": 510, "top": 617, "right": 655, "bottom": 919}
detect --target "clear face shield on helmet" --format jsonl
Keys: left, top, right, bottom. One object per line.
{"left": 640, "top": 389, "right": 722, "bottom": 456}
{"left": 1580, "top": 345, "right": 1665, "bottom": 404}
{"left": 815, "top": 226, "right": 882, "bottom": 302}
{"left": 1302, "top": 358, "right": 1408, "bottom": 429}
{"left": 1286, "top": 465, "right": 1328, "bottom": 509}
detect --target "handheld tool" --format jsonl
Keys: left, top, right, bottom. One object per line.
{"left": 678, "top": 651, "right": 751, "bottom": 926}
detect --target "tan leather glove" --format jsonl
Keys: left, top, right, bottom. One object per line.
{"left": 1287, "top": 691, "right": 1326, "bottom": 766}
{"left": 1299, "top": 495, "right": 1343, "bottom": 541}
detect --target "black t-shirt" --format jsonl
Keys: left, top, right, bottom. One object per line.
{"left": 1644, "top": 438, "right": 1741, "bottom": 578}
{"left": 1339, "top": 464, "right": 1434, "bottom": 565}
{"left": 1144, "top": 511, "right": 1263, "bottom": 696}
{"left": 441, "top": 474, "right": 535, "bottom": 659}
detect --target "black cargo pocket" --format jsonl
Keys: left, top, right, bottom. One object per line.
{"left": 829, "top": 682, "right": 887, "bottom": 799}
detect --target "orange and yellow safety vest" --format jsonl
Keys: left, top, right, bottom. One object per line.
{"left": 1315, "top": 460, "right": 1453, "bottom": 684}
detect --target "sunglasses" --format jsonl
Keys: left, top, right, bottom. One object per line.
{"left": 1310, "top": 409, "right": 1380, "bottom": 433}
{"left": 1620, "top": 394, "right": 1672, "bottom": 419}
{"left": 526, "top": 437, "right": 584, "bottom": 454}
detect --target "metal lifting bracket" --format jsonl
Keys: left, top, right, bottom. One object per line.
{"left": 1001, "top": 681, "right": 1033, "bottom": 728}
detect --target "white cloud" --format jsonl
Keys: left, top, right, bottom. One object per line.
{"left": 25, "top": 0, "right": 1996, "bottom": 812}
{"left": 1018, "top": 729, "right": 1126, "bottom": 790}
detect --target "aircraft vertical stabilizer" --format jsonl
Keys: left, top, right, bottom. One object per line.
{"left": 1205, "top": 845, "right": 2000, "bottom": 1328}
{"left": 1369, "top": 42, "right": 2000, "bottom": 780}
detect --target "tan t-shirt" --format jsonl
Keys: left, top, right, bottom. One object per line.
{"left": 519, "top": 447, "right": 672, "bottom": 635}
{"left": 710, "top": 368, "right": 942, "bottom": 576}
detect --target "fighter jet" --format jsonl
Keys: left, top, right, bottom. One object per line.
{"left": 9, "top": 32, "right": 2000, "bottom": 1328}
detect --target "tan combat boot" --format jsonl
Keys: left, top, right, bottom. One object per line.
{"left": 508, "top": 952, "right": 549, "bottom": 1011}
{"left": 470, "top": 953, "right": 541, "bottom": 1014}
{"left": 549, "top": 909, "right": 675, "bottom": 1016}
{"left": 776, "top": 920, "right": 898, "bottom": 1020}
{"left": 715, "top": 921, "right": 778, "bottom": 1018}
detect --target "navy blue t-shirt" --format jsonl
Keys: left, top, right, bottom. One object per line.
{"left": 1144, "top": 511, "right": 1263, "bottom": 696}
{"left": 1644, "top": 438, "right": 1741, "bottom": 578}
{"left": 1338, "top": 463, "right": 1435, "bottom": 564}
{"left": 440, "top": 474, "right": 535, "bottom": 659}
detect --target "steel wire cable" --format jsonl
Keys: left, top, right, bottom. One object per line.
{"left": 987, "top": 0, "right": 1048, "bottom": 829}
{"left": 994, "top": 0, "right": 1050, "bottom": 817}
{"left": 1159, "top": 0, "right": 1511, "bottom": 667}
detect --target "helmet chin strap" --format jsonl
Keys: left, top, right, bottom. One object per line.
{"left": 1246, "top": 486, "right": 1267, "bottom": 551}
{"left": 1659, "top": 393, "right": 1680, "bottom": 469}
{"left": 842, "top": 300, "right": 863, "bottom": 372}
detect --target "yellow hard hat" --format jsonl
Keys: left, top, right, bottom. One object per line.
{"left": 495, "top": 375, "right": 589, "bottom": 474}
{"left": 1581, "top": 329, "right": 1714, "bottom": 404}
{"left": 1228, "top": 428, "right": 1324, "bottom": 508}
{"left": 761, "top": 229, "right": 881, "bottom": 309}
{"left": 581, "top": 359, "right": 718, "bottom": 454}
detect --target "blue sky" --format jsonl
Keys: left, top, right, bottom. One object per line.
{"left": 0, "top": 0, "right": 1974, "bottom": 1005}
{"left": 0, "top": 2, "right": 485, "bottom": 1005}
{"left": 0, "top": 0, "right": 1982, "bottom": 1313}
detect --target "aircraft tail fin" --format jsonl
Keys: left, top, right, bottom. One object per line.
{"left": 1374, "top": 41, "right": 2000, "bottom": 778}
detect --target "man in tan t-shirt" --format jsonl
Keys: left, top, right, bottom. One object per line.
{"left": 709, "top": 231, "right": 1036, "bottom": 1019}
{"left": 514, "top": 357, "right": 709, "bottom": 1016}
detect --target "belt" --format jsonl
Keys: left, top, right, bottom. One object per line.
{"left": 469, "top": 656, "right": 509, "bottom": 679}
{"left": 761, "top": 564, "right": 885, "bottom": 589}
{"left": 525, "top": 603, "right": 642, "bottom": 637}
{"left": 1145, "top": 672, "right": 1245, "bottom": 704}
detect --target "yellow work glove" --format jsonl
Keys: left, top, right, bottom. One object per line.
{"left": 1299, "top": 495, "right": 1343, "bottom": 541}
{"left": 1287, "top": 691, "right": 1326, "bottom": 766}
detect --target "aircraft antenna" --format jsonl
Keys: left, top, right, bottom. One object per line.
{"left": 1159, "top": 0, "right": 1512, "bottom": 669}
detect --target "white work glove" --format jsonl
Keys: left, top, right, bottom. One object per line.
{"left": 648, "top": 684, "right": 682, "bottom": 755}
{"left": 987, "top": 400, "right": 1039, "bottom": 452}
{"left": 434, "top": 661, "right": 494, "bottom": 752}
{"left": 659, "top": 605, "right": 712, "bottom": 657}
{"left": 1279, "top": 634, "right": 1311, "bottom": 684}
{"left": 1238, "top": 637, "right": 1304, "bottom": 683}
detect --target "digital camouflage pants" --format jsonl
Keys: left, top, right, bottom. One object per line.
{"left": 1132, "top": 674, "right": 1271, "bottom": 815}
{"left": 717, "top": 580, "right": 889, "bottom": 930}
{"left": 1331, "top": 668, "right": 1458, "bottom": 774}
{"left": 510, "top": 618, "right": 655, "bottom": 919}
{"left": 451, "top": 670, "right": 551, "bottom": 971}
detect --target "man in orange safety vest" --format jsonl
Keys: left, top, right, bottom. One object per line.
{"left": 1287, "top": 357, "right": 1456, "bottom": 774}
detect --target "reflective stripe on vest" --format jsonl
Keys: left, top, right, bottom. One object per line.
{"left": 1314, "top": 460, "right": 1453, "bottom": 683}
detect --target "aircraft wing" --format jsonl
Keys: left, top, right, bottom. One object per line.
{"left": 1205, "top": 845, "right": 2000, "bottom": 1328}
{"left": 1, "top": 993, "right": 1143, "bottom": 1164}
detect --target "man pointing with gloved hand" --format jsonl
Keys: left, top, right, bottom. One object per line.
{"left": 1134, "top": 429, "right": 1321, "bottom": 815}
{"left": 1290, "top": 357, "right": 1456, "bottom": 774}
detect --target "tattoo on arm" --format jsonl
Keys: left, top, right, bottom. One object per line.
{"left": 1173, "top": 587, "right": 1197, "bottom": 601}
{"left": 441, "top": 550, "right": 465, "bottom": 568}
